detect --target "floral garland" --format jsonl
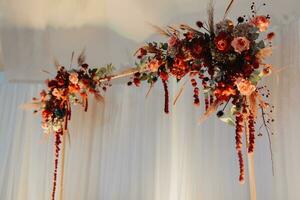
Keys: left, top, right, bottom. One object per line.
{"left": 30, "top": 2, "right": 275, "bottom": 199}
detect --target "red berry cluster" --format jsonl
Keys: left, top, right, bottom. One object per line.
{"left": 191, "top": 78, "right": 200, "bottom": 106}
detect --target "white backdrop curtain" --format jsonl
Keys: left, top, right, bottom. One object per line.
{"left": 0, "top": 19, "right": 300, "bottom": 200}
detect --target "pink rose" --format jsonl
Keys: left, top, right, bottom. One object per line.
{"left": 231, "top": 37, "right": 250, "bottom": 54}
{"left": 251, "top": 15, "right": 270, "bottom": 32}
{"left": 168, "top": 36, "right": 178, "bottom": 47}
{"left": 235, "top": 78, "right": 256, "bottom": 96}
{"left": 69, "top": 72, "right": 79, "bottom": 84}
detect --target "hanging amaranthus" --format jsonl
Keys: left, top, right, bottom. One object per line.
{"left": 162, "top": 79, "right": 169, "bottom": 114}
{"left": 235, "top": 113, "right": 245, "bottom": 184}
{"left": 248, "top": 112, "right": 256, "bottom": 154}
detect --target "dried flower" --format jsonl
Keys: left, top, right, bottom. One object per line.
{"left": 231, "top": 37, "right": 250, "bottom": 54}
{"left": 262, "top": 64, "right": 272, "bottom": 76}
{"left": 256, "top": 47, "right": 272, "bottom": 62}
{"left": 267, "top": 32, "right": 275, "bottom": 40}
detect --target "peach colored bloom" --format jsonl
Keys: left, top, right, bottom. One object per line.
{"left": 231, "top": 37, "right": 250, "bottom": 54}
{"left": 42, "top": 122, "right": 49, "bottom": 130}
{"left": 148, "top": 59, "right": 160, "bottom": 72}
{"left": 68, "top": 84, "right": 80, "bottom": 93}
{"left": 214, "top": 86, "right": 236, "bottom": 101}
{"left": 251, "top": 15, "right": 270, "bottom": 32}
{"left": 235, "top": 78, "right": 256, "bottom": 96}
{"left": 52, "top": 88, "right": 63, "bottom": 99}
{"left": 69, "top": 72, "right": 79, "bottom": 84}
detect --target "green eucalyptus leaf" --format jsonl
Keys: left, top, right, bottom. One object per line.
{"left": 249, "top": 70, "right": 261, "bottom": 85}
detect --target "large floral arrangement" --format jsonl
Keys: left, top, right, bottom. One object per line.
{"left": 128, "top": 2, "right": 275, "bottom": 183}
{"left": 30, "top": 2, "right": 275, "bottom": 200}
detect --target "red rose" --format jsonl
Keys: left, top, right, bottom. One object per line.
{"left": 214, "top": 32, "right": 231, "bottom": 53}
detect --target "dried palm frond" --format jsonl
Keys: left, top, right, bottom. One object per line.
{"left": 77, "top": 49, "right": 86, "bottom": 66}
{"left": 223, "top": 0, "right": 235, "bottom": 20}
{"left": 19, "top": 102, "right": 40, "bottom": 110}
{"left": 207, "top": 0, "right": 215, "bottom": 34}
{"left": 70, "top": 51, "right": 75, "bottom": 68}
{"left": 179, "top": 24, "right": 202, "bottom": 35}
{"left": 146, "top": 84, "right": 154, "bottom": 98}
{"left": 166, "top": 25, "right": 180, "bottom": 36}
{"left": 94, "top": 93, "right": 105, "bottom": 103}
{"left": 173, "top": 79, "right": 188, "bottom": 105}
{"left": 199, "top": 99, "right": 221, "bottom": 123}
{"left": 54, "top": 58, "right": 60, "bottom": 70}
{"left": 147, "top": 23, "right": 172, "bottom": 37}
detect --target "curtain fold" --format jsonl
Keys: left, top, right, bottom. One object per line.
{"left": 0, "top": 19, "right": 300, "bottom": 200}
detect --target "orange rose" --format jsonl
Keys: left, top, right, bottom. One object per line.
{"left": 251, "top": 15, "right": 270, "bottom": 32}
{"left": 148, "top": 59, "right": 160, "bottom": 72}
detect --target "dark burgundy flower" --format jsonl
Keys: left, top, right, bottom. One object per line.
{"left": 214, "top": 32, "right": 232, "bottom": 53}
{"left": 47, "top": 80, "right": 58, "bottom": 88}
{"left": 196, "top": 21, "right": 203, "bottom": 28}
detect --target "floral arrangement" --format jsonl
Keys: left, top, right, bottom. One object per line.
{"left": 128, "top": 2, "right": 275, "bottom": 183}
{"left": 31, "top": 54, "right": 114, "bottom": 199}
{"left": 29, "top": 1, "right": 275, "bottom": 199}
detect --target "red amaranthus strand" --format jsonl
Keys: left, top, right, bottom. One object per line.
{"left": 162, "top": 80, "right": 169, "bottom": 114}
{"left": 51, "top": 130, "right": 63, "bottom": 200}
{"left": 190, "top": 78, "right": 200, "bottom": 106}
{"left": 200, "top": 75, "right": 209, "bottom": 110}
{"left": 248, "top": 112, "right": 256, "bottom": 154}
{"left": 235, "top": 113, "right": 245, "bottom": 184}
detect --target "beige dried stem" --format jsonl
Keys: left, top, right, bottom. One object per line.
{"left": 198, "top": 100, "right": 221, "bottom": 124}
{"left": 207, "top": 0, "right": 215, "bottom": 34}
{"left": 223, "top": 0, "right": 235, "bottom": 20}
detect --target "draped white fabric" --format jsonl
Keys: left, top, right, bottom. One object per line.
{"left": 1, "top": 0, "right": 300, "bottom": 81}
{"left": 0, "top": 13, "right": 300, "bottom": 200}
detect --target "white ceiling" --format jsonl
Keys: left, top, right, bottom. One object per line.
{"left": 0, "top": 0, "right": 299, "bottom": 80}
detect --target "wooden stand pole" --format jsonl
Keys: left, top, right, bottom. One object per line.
{"left": 59, "top": 132, "right": 67, "bottom": 200}
{"left": 245, "top": 122, "right": 257, "bottom": 200}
